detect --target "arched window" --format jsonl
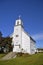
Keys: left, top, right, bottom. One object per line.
{"left": 17, "top": 21, "right": 19, "bottom": 25}
{"left": 16, "top": 35, "right": 19, "bottom": 37}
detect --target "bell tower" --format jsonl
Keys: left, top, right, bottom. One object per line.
{"left": 15, "top": 16, "right": 23, "bottom": 27}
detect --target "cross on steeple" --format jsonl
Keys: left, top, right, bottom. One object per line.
{"left": 18, "top": 15, "right": 21, "bottom": 19}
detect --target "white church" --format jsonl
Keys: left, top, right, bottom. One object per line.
{"left": 11, "top": 17, "right": 36, "bottom": 54}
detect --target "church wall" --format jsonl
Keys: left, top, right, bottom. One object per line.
{"left": 30, "top": 39, "right": 36, "bottom": 54}
{"left": 13, "top": 26, "right": 22, "bottom": 52}
{"left": 22, "top": 30, "right": 31, "bottom": 54}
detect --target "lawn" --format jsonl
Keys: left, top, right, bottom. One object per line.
{"left": 0, "top": 53, "right": 43, "bottom": 65}
{"left": 0, "top": 54, "right": 6, "bottom": 59}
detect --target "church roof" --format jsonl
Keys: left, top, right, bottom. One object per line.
{"left": 23, "top": 29, "right": 36, "bottom": 43}
{"left": 30, "top": 36, "right": 36, "bottom": 43}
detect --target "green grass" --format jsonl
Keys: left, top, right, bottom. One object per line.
{"left": 0, "top": 53, "right": 43, "bottom": 65}
{"left": 0, "top": 54, "right": 6, "bottom": 59}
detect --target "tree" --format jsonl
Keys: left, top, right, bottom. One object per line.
{"left": 0, "top": 32, "right": 3, "bottom": 53}
{"left": 0, "top": 32, "right": 2, "bottom": 37}
{"left": 4, "top": 37, "right": 13, "bottom": 52}
{"left": 0, "top": 36, "right": 13, "bottom": 53}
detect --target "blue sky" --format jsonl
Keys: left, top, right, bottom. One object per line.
{"left": 0, "top": 0, "right": 43, "bottom": 48}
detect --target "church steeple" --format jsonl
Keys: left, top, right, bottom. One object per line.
{"left": 18, "top": 15, "right": 21, "bottom": 20}
{"left": 15, "top": 16, "right": 23, "bottom": 27}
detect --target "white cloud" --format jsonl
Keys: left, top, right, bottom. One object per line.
{"left": 32, "top": 33, "right": 43, "bottom": 40}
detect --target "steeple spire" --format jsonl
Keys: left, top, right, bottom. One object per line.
{"left": 18, "top": 15, "right": 21, "bottom": 20}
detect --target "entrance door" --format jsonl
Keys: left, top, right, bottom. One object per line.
{"left": 14, "top": 45, "right": 20, "bottom": 52}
